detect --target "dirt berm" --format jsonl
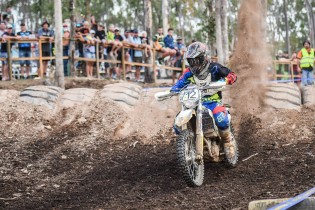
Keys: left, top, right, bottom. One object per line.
{"left": 0, "top": 83, "right": 178, "bottom": 142}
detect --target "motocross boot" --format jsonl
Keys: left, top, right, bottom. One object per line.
{"left": 219, "top": 128, "right": 235, "bottom": 160}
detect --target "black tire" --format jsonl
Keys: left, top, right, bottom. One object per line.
{"left": 176, "top": 128, "right": 204, "bottom": 187}
{"left": 225, "top": 124, "right": 239, "bottom": 167}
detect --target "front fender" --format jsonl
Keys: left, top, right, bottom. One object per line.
{"left": 175, "top": 109, "right": 195, "bottom": 127}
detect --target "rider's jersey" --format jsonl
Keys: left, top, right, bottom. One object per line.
{"left": 171, "top": 62, "right": 237, "bottom": 103}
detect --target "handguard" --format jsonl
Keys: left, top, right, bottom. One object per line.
{"left": 154, "top": 91, "right": 176, "bottom": 101}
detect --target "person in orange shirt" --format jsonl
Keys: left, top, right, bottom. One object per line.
{"left": 297, "top": 40, "right": 315, "bottom": 86}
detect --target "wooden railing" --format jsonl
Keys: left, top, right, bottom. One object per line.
{"left": 271, "top": 60, "right": 301, "bottom": 82}
{"left": 0, "top": 37, "right": 219, "bottom": 82}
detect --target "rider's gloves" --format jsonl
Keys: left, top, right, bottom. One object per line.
{"left": 225, "top": 72, "right": 237, "bottom": 85}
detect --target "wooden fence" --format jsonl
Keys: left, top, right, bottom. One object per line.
{"left": 271, "top": 60, "right": 301, "bottom": 82}
{"left": 0, "top": 37, "right": 218, "bottom": 82}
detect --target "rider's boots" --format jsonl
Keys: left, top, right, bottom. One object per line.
{"left": 219, "top": 128, "right": 235, "bottom": 159}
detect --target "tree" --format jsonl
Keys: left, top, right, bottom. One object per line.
{"left": 221, "top": 0, "right": 229, "bottom": 63}
{"left": 215, "top": 0, "right": 223, "bottom": 63}
{"left": 69, "top": 0, "right": 76, "bottom": 77}
{"left": 54, "top": 0, "right": 64, "bottom": 88}
{"left": 305, "top": 0, "right": 315, "bottom": 46}
{"left": 143, "top": 0, "right": 155, "bottom": 83}
{"left": 162, "top": 0, "right": 169, "bottom": 35}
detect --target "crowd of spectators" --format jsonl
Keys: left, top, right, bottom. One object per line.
{"left": 0, "top": 9, "right": 187, "bottom": 82}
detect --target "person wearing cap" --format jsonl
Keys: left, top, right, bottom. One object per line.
{"left": 130, "top": 29, "right": 143, "bottom": 81}
{"left": 63, "top": 23, "right": 70, "bottom": 76}
{"left": 0, "top": 24, "right": 15, "bottom": 80}
{"left": 37, "top": 21, "right": 54, "bottom": 77}
{"left": 77, "top": 29, "right": 101, "bottom": 78}
{"left": 297, "top": 40, "right": 315, "bottom": 86}
{"left": 171, "top": 36, "right": 186, "bottom": 83}
{"left": 17, "top": 23, "right": 32, "bottom": 79}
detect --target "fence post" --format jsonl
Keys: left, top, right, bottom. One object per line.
{"left": 38, "top": 39, "right": 43, "bottom": 78}
{"left": 7, "top": 39, "right": 12, "bottom": 80}
{"left": 290, "top": 61, "right": 294, "bottom": 83}
{"left": 122, "top": 47, "right": 126, "bottom": 80}
{"left": 153, "top": 48, "right": 157, "bottom": 82}
{"left": 96, "top": 41, "right": 100, "bottom": 79}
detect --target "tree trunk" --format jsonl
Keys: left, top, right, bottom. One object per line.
{"left": 85, "top": 0, "right": 91, "bottom": 23}
{"left": 215, "top": 0, "right": 223, "bottom": 64}
{"left": 162, "top": 0, "right": 169, "bottom": 36}
{"left": 305, "top": 0, "right": 315, "bottom": 46}
{"left": 54, "top": 0, "right": 65, "bottom": 88}
{"left": 284, "top": 0, "right": 291, "bottom": 56}
{"left": 69, "top": 0, "right": 76, "bottom": 77}
{"left": 221, "top": 0, "right": 229, "bottom": 63}
{"left": 144, "top": 0, "right": 155, "bottom": 83}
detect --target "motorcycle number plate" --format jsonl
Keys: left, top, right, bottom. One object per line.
{"left": 180, "top": 89, "right": 198, "bottom": 101}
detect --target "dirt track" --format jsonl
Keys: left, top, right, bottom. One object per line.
{"left": 1, "top": 104, "right": 315, "bottom": 210}
{"left": 2, "top": 0, "right": 315, "bottom": 209}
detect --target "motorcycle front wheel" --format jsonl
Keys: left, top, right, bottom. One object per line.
{"left": 176, "top": 128, "right": 204, "bottom": 187}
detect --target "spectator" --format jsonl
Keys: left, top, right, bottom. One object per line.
{"left": 297, "top": 40, "right": 315, "bottom": 86}
{"left": 37, "top": 21, "right": 54, "bottom": 77}
{"left": 153, "top": 34, "right": 174, "bottom": 65}
{"left": 114, "top": 28, "right": 124, "bottom": 78}
{"left": 291, "top": 51, "right": 300, "bottom": 83}
{"left": 0, "top": 21, "right": 6, "bottom": 37}
{"left": 171, "top": 36, "right": 186, "bottom": 83}
{"left": 2, "top": 6, "right": 14, "bottom": 27}
{"left": 163, "top": 28, "right": 176, "bottom": 64}
{"left": 131, "top": 29, "right": 143, "bottom": 81}
{"left": 105, "top": 24, "right": 119, "bottom": 79}
{"left": 1, "top": 24, "right": 15, "bottom": 81}
{"left": 156, "top": 27, "right": 164, "bottom": 47}
{"left": 77, "top": 29, "right": 99, "bottom": 78}
{"left": 140, "top": 31, "right": 151, "bottom": 58}
{"left": 63, "top": 23, "right": 70, "bottom": 76}
{"left": 16, "top": 23, "right": 32, "bottom": 79}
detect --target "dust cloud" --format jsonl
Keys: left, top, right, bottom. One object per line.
{"left": 229, "top": 0, "right": 271, "bottom": 115}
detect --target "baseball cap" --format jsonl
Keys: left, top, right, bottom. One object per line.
{"left": 134, "top": 29, "right": 138, "bottom": 33}
{"left": 114, "top": 28, "right": 120, "bottom": 32}
{"left": 90, "top": 29, "right": 95, "bottom": 34}
{"left": 7, "top": 24, "right": 13, "bottom": 29}
{"left": 76, "top": 23, "right": 82, "bottom": 28}
{"left": 176, "top": 36, "right": 182, "bottom": 40}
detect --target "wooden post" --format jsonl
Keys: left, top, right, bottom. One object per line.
{"left": 153, "top": 49, "right": 157, "bottom": 82}
{"left": 96, "top": 41, "right": 100, "bottom": 79}
{"left": 122, "top": 47, "right": 126, "bottom": 80}
{"left": 38, "top": 39, "right": 43, "bottom": 78}
{"left": 152, "top": 48, "right": 156, "bottom": 83}
{"left": 7, "top": 39, "right": 12, "bottom": 80}
{"left": 290, "top": 61, "right": 294, "bottom": 83}
{"left": 273, "top": 61, "right": 276, "bottom": 81}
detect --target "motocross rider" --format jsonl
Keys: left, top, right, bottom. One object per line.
{"left": 170, "top": 42, "right": 237, "bottom": 159}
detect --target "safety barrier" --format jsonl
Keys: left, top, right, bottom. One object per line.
{"left": 0, "top": 37, "right": 219, "bottom": 82}
{"left": 271, "top": 60, "right": 301, "bottom": 82}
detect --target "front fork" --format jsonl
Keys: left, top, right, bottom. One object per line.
{"left": 195, "top": 100, "right": 204, "bottom": 162}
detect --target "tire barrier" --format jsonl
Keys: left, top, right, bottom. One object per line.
{"left": 265, "top": 83, "right": 301, "bottom": 110}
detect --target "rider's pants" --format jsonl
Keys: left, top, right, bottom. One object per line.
{"left": 203, "top": 101, "right": 230, "bottom": 130}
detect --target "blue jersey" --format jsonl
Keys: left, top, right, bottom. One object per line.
{"left": 171, "top": 62, "right": 237, "bottom": 102}
{"left": 17, "top": 31, "right": 32, "bottom": 49}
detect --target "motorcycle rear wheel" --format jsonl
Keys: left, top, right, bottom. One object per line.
{"left": 176, "top": 128, "right": 204, "bottom": 187}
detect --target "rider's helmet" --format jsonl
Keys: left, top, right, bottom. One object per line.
{"left": 184, "top": 42, "right": 210, "bottom": 80}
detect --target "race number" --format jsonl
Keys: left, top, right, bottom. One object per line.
{"left": 180, "top": 89, "right": 198, "bottom": 101}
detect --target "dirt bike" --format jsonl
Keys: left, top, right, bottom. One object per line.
{"left": 155, "top": 80, "right": 238, "bottom": 187}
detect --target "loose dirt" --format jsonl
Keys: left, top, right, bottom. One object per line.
{"left": 1, "top": 0, "right": 315, "bottom": 209}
